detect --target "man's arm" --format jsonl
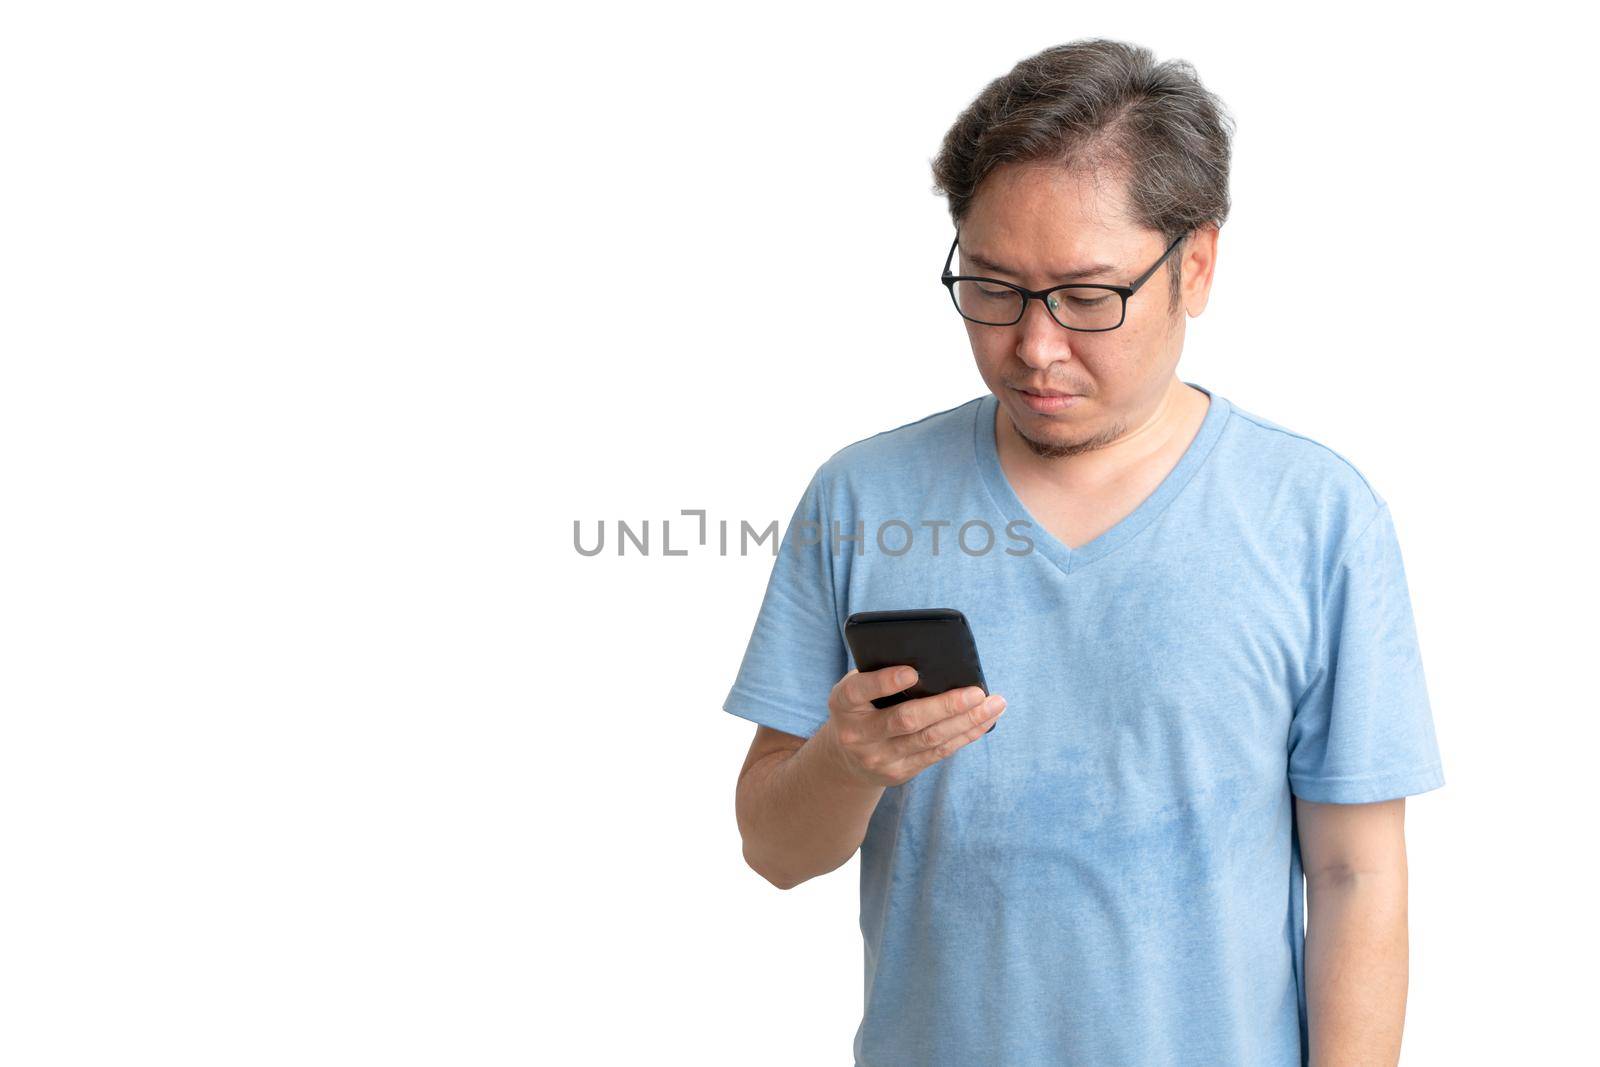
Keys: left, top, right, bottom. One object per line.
{"left": 1297, "top": 796, "right": 1411, "bottom": 1067}
{"left": 733, "top": 666, "right": 1004, "bottom": 890}
{"left": 735, "top": 722, "right": 884, "bottom": 890}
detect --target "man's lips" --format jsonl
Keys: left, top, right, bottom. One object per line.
{"left": 1012, "top": 386, "right": 1085, "bottom": 413}
{"left": 1015, "top": 386, "right": 1082, "bottom": 397}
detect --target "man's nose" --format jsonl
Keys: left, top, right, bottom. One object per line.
{"left": 1013, "top": 296, "right": 1076, "bottom": 368}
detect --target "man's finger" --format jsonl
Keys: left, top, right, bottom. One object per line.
{"left": 835, "top": 664, "right": 917, "bottom": 713}
{"left": 880, "top": 685, "right": 989, "bottom": 739}
{"left": 901, "top": 702, "right": 1003, "bottom": 773}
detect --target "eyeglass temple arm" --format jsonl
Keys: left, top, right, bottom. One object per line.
{"left": 1129, "top": 231, "right": 1187, "bottom": 291}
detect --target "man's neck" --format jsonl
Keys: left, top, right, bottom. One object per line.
{"left": 997, "top": 377, "right": 1210, "bottom": 497}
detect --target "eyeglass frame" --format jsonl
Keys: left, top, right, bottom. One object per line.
{"left": 940, "top": 228, "right": 1189, "bottom": 331}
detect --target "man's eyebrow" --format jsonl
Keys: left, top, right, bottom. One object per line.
{"left": 961, "top": 248, "right": 1120, "bottom": 282}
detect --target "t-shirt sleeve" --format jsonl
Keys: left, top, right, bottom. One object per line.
{"left": 1287, "top": 503, "right": 1446, "bottom": 803}
{"left": 722, "top": 466, "right": 849, "bottom": 740}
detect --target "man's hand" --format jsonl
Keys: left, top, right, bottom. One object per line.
{"left": 822, "top": 666, "right": 1005, "bottom": 788}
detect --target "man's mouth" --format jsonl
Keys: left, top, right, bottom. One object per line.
{"left": 1015, "top": 384, "right": 1082, "bottom": 398}
{"left": 1012, "top": 386, "right": 1085, "bottom": 413}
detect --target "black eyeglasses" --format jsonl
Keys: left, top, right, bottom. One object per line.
{"left": 940, "top": 229, "right": 1187, "bottom": 331}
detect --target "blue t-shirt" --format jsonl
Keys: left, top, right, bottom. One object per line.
{"left": 723, "top": 382, "right": 1445, "bottom": 1067}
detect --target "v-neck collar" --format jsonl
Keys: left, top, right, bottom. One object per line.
{"left": 972, "top": 381, "right": 1231, "bottom": 577}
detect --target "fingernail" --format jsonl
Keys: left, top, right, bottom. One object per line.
{"left": 898, "top": 668, "right": 915, "bottom": 686}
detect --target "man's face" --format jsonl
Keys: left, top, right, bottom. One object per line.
{"left": 958, "top": 162, "right": 1191, "bottom": 459}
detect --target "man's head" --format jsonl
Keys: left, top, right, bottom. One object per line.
{"left": 930, "top": 39, "right": 1234, "bottom": 459}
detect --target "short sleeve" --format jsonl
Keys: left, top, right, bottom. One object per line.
{"left": 722, "top": 467, "right": 849, "bottom": 740}
{"left": 1288, "top": 503, "right": 1446, "bottom": 803}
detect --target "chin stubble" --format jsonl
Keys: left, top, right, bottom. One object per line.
{"left": 1012, "top": 410, "right": 1126, "bottom": 460}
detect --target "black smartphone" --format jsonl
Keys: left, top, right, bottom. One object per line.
{"left": 843, "top": 608, "right": 995, "bottom": 732}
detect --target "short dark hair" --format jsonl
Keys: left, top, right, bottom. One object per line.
{"left": 930, "top": 38, "right": 1236, "bottom": 313}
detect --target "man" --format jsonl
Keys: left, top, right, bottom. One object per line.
{"left": 724, "top": 38, "right": 1443, "bottom": 1067}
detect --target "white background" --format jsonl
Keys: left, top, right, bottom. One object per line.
{"left": 3, "top": 3, "right": 1594, "bottom": 1064}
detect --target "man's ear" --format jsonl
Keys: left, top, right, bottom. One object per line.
{"left": 1180, "top": 224, "right": 1221, "bottom": 318}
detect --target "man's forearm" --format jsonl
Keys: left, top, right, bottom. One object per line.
{"left": 1304, "top": 869, "right": 1410, "bottom": 1066}
{"left": 736, "top": 721, "right": 886, "bottom": 890}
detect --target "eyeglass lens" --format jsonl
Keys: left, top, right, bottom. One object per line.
{"left": 951, "top": 280, "right": 1122, "bottom": 329}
